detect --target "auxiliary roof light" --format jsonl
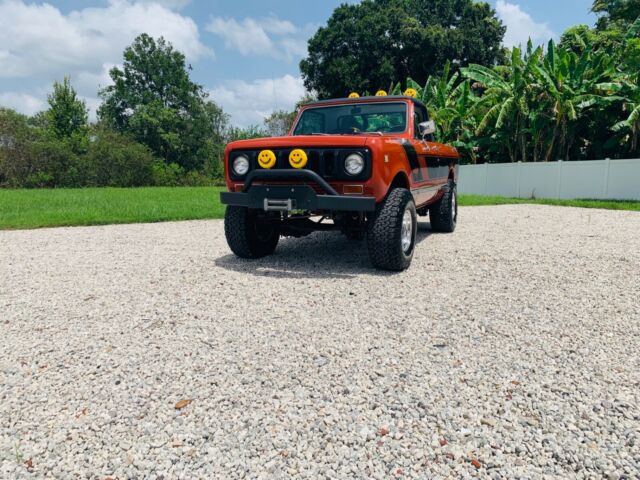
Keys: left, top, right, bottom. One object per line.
{"left": 404, "top": 88, "right": 418, "bottom": 98}
{"left": 375, "top": 90, "right": 387, "bottom": 96}
{"left": 348, "top": 92, "right": 360, "bottom": 98}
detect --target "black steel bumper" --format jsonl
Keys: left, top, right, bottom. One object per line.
{"left": 220, "top": 169, "right": 376, "bottom": 212}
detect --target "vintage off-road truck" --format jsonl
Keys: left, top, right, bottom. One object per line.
{"left": 220, "top": 95, "right": 459, "bottom": 271}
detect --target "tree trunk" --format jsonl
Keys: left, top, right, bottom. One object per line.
{"left": 545, "top": 120, "right": 560, "bottom": 162}
{"left": 565, "top": 127, "right": 575, "bottom": 161}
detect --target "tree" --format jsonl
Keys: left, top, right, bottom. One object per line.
{"left": 0, "top": 107, "right": 81, "bottom": 187}
{"left": 263, "top": 93, "right": 318, "bottom": 136}
{"left": 46, "top": 77, "right": 88, "bottom": 142}
{"left": 391, "top": 63, "right": 481, "bottom": 162}
{"left": 532, "top": 40, "right": 618, "bottom": 160}
{"left": 264, "top": 110, "right": 297, "bottom": 137}
{"left": 592, "top": 0, "right": 640, "bottom": 30}
{"left": 300, "top": 0, "right": 506, "bottom": 99}
{"left": 98, "top": 34, "right": 225, "bottom": 171}
{"left": 462, "top": 44, "right": 542, "bottom": 163}
{"left": 226, "top": 125, "right": 267, "bottom": 142}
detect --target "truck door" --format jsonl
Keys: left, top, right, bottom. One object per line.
{"left": 410, "top": 104, "right": 443, "bottom": 206}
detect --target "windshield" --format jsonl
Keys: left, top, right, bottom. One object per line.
{"left": 293, "top": 102, "right": 407, "bottom": 135}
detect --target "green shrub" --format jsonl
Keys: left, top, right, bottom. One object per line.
{"left": 151, "top": 161, "right": 184, "bottom": 186}
{"left": 0, "top": 109, "right": 84, "bottom": 187}
{"left": 84, "top": 128, "right": 157, "bottom": 187}
{"left": 1, "top": 107, "right": 222, "bottom": 188}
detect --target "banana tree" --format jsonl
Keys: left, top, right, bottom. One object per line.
{"left": 610, "top": 78, "right": 640, "bottom": 155}
{"left": 399, "top": 63, "right": 481, "bottom": 162}
{"left": 433, "top": 80, "right": 482, "bottom": 163}
{"left": 461, "top": 42, "right": 542, "bottom": 163}
{"left": 532, "top": 39, "right": 620, "bottom": 160}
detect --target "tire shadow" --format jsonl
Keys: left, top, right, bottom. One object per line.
{"left": 214, "top": 221, "right": 435, "bottom": 280}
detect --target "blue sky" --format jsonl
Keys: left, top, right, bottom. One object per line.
{"left": 0, "top": 0, "right": 597, "bottom": 126}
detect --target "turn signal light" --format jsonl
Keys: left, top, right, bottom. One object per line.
{"left": 343, "top": 185, "right": 364, "bottom": 195}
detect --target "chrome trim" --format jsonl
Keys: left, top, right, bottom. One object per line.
{"left": 264, "top": 198, "right": 293, "bottom": 212}
{"left": 410, "top": 184, "right": 442, "bottom": 196}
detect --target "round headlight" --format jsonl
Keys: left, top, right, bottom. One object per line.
{"left": 344, "top": 153, "right": 365, "bottom": 176}
{"left": 232, "top": 155, "right": 250, "bottom": 176}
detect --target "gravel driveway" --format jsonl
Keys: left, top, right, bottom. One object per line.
{"left": 1, "top": 205, "right": 639, "bottom": 479}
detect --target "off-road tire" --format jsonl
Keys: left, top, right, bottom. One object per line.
{"left": 367, "top": 188, "right": 417, "bottom": 271}
{"left": 344, "top": 230, "right": 365, "bottom": 241}
{"left": 224, "top": 206, "right": 279, "bottom": 258}
{"left": 429, "top": 180, "right": 457, "bottom": 233}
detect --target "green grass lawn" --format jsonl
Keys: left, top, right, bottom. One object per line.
{"left": 0, "top": 187, "right": 638, "bottom": 230}
{"left": 459, "top": 194, "right": 640, "bottom": 211}
{"left": 0, "top": 187, "right": 225, "bottom": 229}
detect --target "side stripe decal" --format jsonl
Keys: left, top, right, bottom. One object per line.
{"left": 425, "top": 157, "right": 451, "bottom": 179}
{"left": 400, "top": 143, "right": 423, "bottom": 182}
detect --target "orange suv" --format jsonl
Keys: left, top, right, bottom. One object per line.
{"left": 220, "top": 95, "right": 459, "bottom": 271}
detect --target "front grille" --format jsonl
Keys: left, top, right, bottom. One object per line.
{"left": 253, "top": 180, "right": 327, "bottom": 194}
{"left": 229, "top": 147, "right": 371, "bottom": 182}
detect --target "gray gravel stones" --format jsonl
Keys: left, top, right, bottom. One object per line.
{"left": 1, "top": 205, "right": 639, "bottom": 479}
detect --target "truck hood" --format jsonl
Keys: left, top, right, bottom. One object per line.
{"left": 227, "top": 135, "right": 370, "bottom": 150}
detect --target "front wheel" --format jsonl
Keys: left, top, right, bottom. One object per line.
{"left": 367, "top": 188, "right": 417, "bottom": 271}
{"left": 224, "top": 206, "right": 279, "bottom": 258}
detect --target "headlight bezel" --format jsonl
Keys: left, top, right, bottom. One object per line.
{"left": 232, "top": 154, "right": 250, "bottom": 176}
{"left": 344, "top": 152, "right": 365, "bottom": 176}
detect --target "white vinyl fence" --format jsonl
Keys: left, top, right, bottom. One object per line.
{"left": 458, "top": 159, "right": 640, "bottom": 201}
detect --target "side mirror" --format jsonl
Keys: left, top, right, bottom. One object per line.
{"left": 419, "top": 120, "right": 436, "bottom": 137}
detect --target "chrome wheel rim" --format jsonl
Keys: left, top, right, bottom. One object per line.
{"left": 401, "top": 208, "right": 413, "bottom": 253}
{"left": 452, "top": 189, "right": 457, "bottom": 223}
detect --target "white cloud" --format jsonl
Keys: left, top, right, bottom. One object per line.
{"left": 210, "top": 75, "right": 306, "bottom": 127}
{"left": 0, "top": 0, "right": 210, "bottom": 79}
{"left": 496, "top": 1, "right": 556, "bottom": 47}
{"left": 206, "top": 15, "right": 310, "bottom": 61}
{"left": 260, "top": 17, "right": 298, "bottom": 36}
{"left": 136, "top": 0, "right": 191, "bottom": 9}
{"left": 0, "top": 92, "right": 46, "bottom": 116}
{"left": 207, "top": 17, "right": 276, "bottom": 56}
{"left": 0, "top": 0, "right": 210, "bottom": 117}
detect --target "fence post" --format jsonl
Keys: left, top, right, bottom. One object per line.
{"left": 556, "top": 160, "right": 563, "bottom": 199}
{"left": 602, "top": 158, "right": 611, "bottom": 199}
{"left": 484, "top": 162, "right": 489, "bottom": 196}
{"left": 516, "top": 161, "right": 522, "bottom": 198}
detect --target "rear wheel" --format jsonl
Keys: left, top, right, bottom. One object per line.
{"left": 429, "top": 180, "right": 457, "bottom": 233}
{"left": 367, "top": 188, "right": 417, "bottom": 271}
{"left": 224, "top": 206, "right": 279, "bottom": 258}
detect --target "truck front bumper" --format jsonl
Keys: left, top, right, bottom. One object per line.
{"left": 220, "top": 169, "right": 376, "bottom": 213}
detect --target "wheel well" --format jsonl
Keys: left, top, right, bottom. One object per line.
{"left": 390, "top": 172, "right": 410, "bottom": 191}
